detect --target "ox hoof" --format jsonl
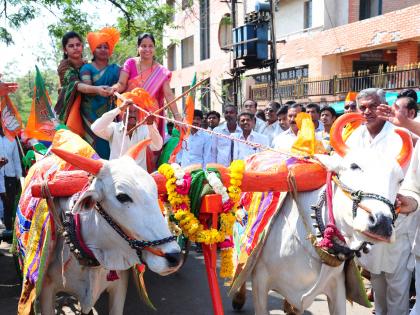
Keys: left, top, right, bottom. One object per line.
{"left": 232, "top": 292, "right": 246, "bottom": 311}
{"left": 283, "top": 300, "right": 299, "bottom": 315}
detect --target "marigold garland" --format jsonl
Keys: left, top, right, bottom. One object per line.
{"left": 158, "top": 160, "right": 245, "bottom": 279}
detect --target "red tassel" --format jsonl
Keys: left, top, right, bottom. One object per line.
{"left": 107, "top": 270, "right": 119, "bottom": 281}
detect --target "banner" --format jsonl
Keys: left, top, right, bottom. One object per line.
{"left": 0, "top": 94, "right": 23, "bottom": 141}
{"left": 24, "top": 66, "right": 56, "bottom": 142}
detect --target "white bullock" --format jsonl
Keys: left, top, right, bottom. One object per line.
{"left": 231, "top": 114, "right": 412, "bottom": 315}
{"left": 28, "top": 140, "right": 182, "bottom": 315}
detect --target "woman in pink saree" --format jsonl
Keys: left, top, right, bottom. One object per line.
{"left": 113, "top": 33, "right": 181, "bottom": 136}
{"left": 112, "top": 33, "right": 182, "bottom": 170}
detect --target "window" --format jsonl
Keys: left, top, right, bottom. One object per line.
{"left": 199, "top": 0, "right": 210, "bottom": 60}
{"left": 200, "top": 79, "right": 211, "bottom": 113}
{"left": 218, "top": 14, "right": 233, "bottom": 51}
{"left": 181, "top": 36, "right": 194, "bottom": 68}
{"left": 359, "top": 0, "right": 382, "bottom": 20}
{"left": 304, "top": 0, "right": 312, "bottom": 29}
{"left": 167, "top": 44, "right": 176, "bottom": 71}
{"left": 182, "top": 0, "right": 192, "bottom": 10}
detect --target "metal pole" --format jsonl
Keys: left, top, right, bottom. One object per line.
{"left": 231, "top": 0, "right": 238, "bottom": 108}
{"left": 270, "top": 0, "right": 280, "bottom": 104}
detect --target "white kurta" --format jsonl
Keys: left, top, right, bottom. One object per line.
{"left": 232, "top": 131, "right": 269, "bottom": 160}
{"left": 272, "top": 128, "right": 297, "bottom": 151}
{"left": 259, "top": 122, "right": 282, "bottom": 147}
{"left": 91, "top": 107, "right": 163, "bottom": 170}
{"left": 210, "top": 122, "right": 242, "bottom": 166}
{"left": 176, "top": 130, "right": 212, "bottom": 167}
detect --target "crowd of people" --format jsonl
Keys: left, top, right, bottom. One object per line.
{"left": 2, "top": 25, "right": 420, "bottom": 315}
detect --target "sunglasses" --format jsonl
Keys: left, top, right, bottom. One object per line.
{"left": 344, "top": 105, "right": 357, "bottom": 110}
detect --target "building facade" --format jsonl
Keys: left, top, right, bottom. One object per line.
{"left": 163, "top": 0, "right": 420, "bottom": 111}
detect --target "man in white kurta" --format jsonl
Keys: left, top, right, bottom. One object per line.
{"left": 346, "top": 88, "right": 412, "bottom": 315}
{"left": 210, "top": 105, "right": 241, "bottom": 166}
{"left": 259, "top": 102, "right": 282, "bottom": 146}
{"left": 91, "top": 101, "right": 163, "bottom": 170}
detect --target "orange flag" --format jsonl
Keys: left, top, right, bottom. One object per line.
{"left": 169, "top": 73, "right": 196, "bottom": 163}
{"left": 0, "top": 94, "right": 23, "bottom": 141}
{"left": 24, "top": 66, "right": 57, "bottom": 142}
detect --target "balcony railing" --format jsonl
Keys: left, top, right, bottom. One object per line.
{"left": 251, "top": 66, "right": 420, "bottom": 101}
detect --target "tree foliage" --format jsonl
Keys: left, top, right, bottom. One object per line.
{"left": 1, "top": 0, "right": 175, "bottom": 61}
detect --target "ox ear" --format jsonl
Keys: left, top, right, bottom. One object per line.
{"left": 71, "top": 180, "right": 103, "bottom": 214}
{"left": 314, "top": 154, "right": 344, "bottom": 173}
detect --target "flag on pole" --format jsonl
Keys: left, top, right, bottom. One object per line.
{"left": 0, "top": 93, "right": 23, "bottom": 141}
{"left": 24, "top": 66, "right": 57, "bottom": 142}
{"left": 169, "top": 73, "right": 196, "bottom": 163}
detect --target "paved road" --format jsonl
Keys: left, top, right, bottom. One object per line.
{"left": 0, "top": 242, "right": 373, "bottom": 314}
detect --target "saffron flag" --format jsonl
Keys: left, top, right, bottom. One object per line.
{"left": 0, "top": 94, "right": 23, "bottom": 141}
{"left": 169, "top": 73, "right": 196, "bottom": 163}
{"left": 24, "top": 66, "right": 57, "bottom": 142}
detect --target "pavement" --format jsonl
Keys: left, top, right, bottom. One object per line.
{"left": 0, "top": 241, "right": 374, "bottom": 314}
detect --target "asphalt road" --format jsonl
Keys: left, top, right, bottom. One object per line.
{"left": 0, "top": 241, "right": 373, "bottom": 315}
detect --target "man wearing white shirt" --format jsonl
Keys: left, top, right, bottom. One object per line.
{"left": 91, "top": 99, "right": 163, "bottom": 171}
{"left": 211, "top": 105, "right": 241, "bottom": 166}
{"left": 259, "top": 101, "right": 282, "bottom": 146}
{"left": 233, "top": 112, "right": 269, "bottom": 160}
{"left": 177, "top": 109, "right": 211, "bottom": 167}
{"left": 243, "top": 99, "right": 265, "bottom": 132}
{"left": 0, "top": 125, "right": 22, "bottom": 231}
{"left": 272, "top": 104, "right": 301, "bottom": 151}
{"left": 346, "top": 88, "right": 411, "bottom": 315}
{"left": 306, "top": 103, "right": 324, "bottom": 132}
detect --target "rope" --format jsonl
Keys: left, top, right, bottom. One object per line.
{"left": 119, "top": 107, "right": 130, "bottom": 157}
{"left": 113, "top": 92, "right": 316, "bottom": 162}
{"left": 41, "top": 177, "right": 63, "bottom": 232}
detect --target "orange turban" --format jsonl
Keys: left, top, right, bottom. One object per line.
{"left": 87, "top": 27, "right": 120, "bottom": 55}
{"left": 116, "top": 88, "right": 159, "bottom": 121}
{"left": 345, "top": 91, "right": 357, "bottom": 103}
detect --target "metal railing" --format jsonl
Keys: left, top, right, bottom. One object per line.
{"left": 251, "top": 67, "right": 420, "bottom": 101}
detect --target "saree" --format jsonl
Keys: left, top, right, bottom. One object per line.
{"left": 122, "top": 58, "right": 172, "bottom": 170}
{"left": 80, "top": 63, "right": 120, "bottom": 159}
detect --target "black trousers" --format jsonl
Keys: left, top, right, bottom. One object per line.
{"left": 3, "top": 176, "right": 19, "bottom": 230}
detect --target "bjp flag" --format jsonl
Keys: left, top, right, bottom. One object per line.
{"left": 24, "top": 66, "right": 57, "bottom": 142}
{"left": 0, "top": 94, "right": 23, "bottom": 141}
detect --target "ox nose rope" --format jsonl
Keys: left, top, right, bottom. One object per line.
{"left": 332, "top": 175, "right": 397, "bottom": 224}
{"left": 95, "top": 203, "right": 176, "bottom": 257}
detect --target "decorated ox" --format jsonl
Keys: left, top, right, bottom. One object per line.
{"left": 17, "top": 139, "right": 182, "bottom": 315}
{"left": 228, "top": 113, "right": 413, "bottom": 315}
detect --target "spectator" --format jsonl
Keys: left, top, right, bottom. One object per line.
{"left": 201, "top": 113, "right": 209, "bottom": 129}
{"left": 232, "top": 112, "right": 269, "bottom": 160}
{"left": 305, "top": 103, "right": 323, "bottom": 132}
{"left": 397, "top": 88, "right": 418, "bottom": 103}
{"left": 211, "top": 105, "right": 241, "bottom": 166}
{"left": 317, "top": 106, "right": 337, "bottom": 152}
{"left": 242, "top": 99, "right": 264, "bottom": 132}
{"left": 207, "top": 110, "right": 221, "bottom": 130}
{"left": 259, "top": 101, "right": 282, "bottom": 146}
{"left": 91, "top": 99, "right": 163, "bottom": 170}
{"left": 344, "top": 91, "right": 358, "bottom": 114}
{"left": 177, "top": 109, "right": 211, "bottom": 167}
{"left": 272, "top": 104, "right": 302, "bottom": 151}
{"left": 277, "top": 105, "right": 289, "bottom": 131}
{"left": 0, "top": 123, "right": 22, "bottom": 232}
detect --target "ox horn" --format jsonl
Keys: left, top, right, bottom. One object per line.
{"left": 125, "top": 139, "right": 152, "bottom": 160}
{"left": 51, "top": 148, "right": 104, "bottom": 175}
{"left": 395, "top": 128, "right": 413, "bottom": 167}
{"left": 329, "top": 113, "right": 365, "bottom": 157}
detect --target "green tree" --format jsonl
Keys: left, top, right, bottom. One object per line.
{"left": 1, "top": 0, "right": 175, "bottom": 61}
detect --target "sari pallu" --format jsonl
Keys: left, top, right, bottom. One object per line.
{"left": 80, "top": 63, "right": 120, "bottom": 159}
{"left": 54, "top": 60, "right": 85, "bottom": 137}
{"left": 125, "top": 62, "right": 172, "bottom": 171}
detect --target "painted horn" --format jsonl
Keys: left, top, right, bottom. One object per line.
{"left": 125, "top": 139, "right": 152, "bottom": 160}
{"left": 329, "top": 113, "right": 365, "bottom": 156}
{"left": 51, "top": 148, "right": 104, "bottom": 175}
{"left": 395, "top": 128, "right": 413, "bottom": 167}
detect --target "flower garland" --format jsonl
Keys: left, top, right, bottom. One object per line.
{"left": 157, "top": 160, "right": 245, "bottom": 279}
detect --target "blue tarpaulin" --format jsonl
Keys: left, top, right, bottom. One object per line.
{"left": 329, "top": 91, "right": 420, "bottom": 114}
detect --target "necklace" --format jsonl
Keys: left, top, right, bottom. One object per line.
{"left": 137, "top": 59, "right": 154, "bottom": 84}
